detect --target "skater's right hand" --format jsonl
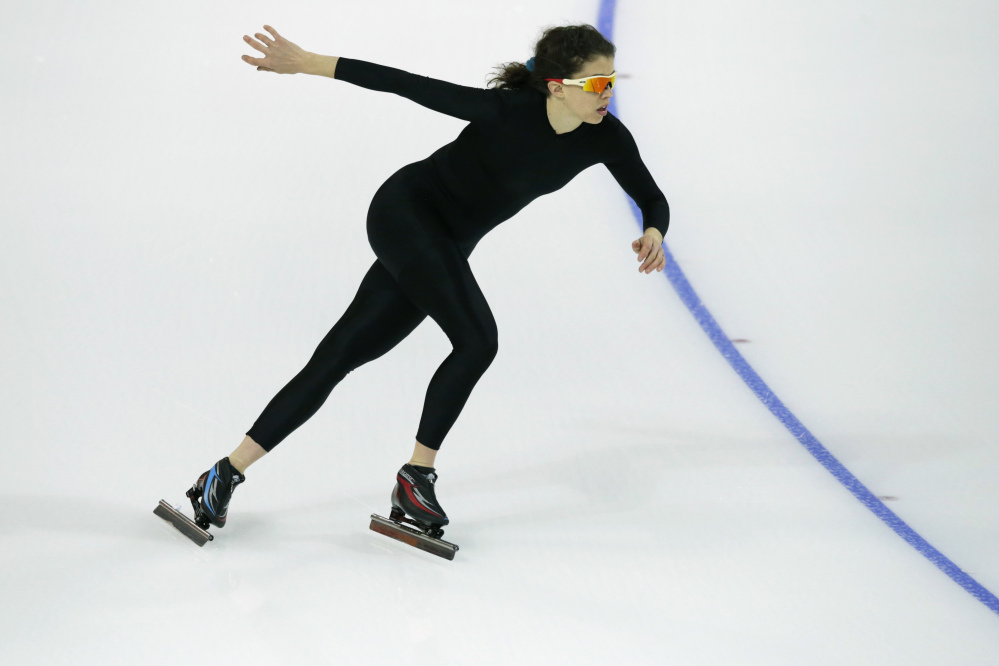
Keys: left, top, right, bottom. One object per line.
{"left": 241, "top": 25, "right": 312, "bottom": 75}
{"left": 632, "top": 228, "right": 665, "bottom": 274}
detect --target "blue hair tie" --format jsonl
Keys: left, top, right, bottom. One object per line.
{"left": 525, "top": 57, "right": 536, "bottom": 72}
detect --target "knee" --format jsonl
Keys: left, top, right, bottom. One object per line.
{"left": 480, "top": 335, "right": 499, "bottom": 366}
{"left": 300, "top": 355, "right": 350, "bottom": 389}
{"left": 458, "top": 327, "right": 498, "bottom": 369}
{"left": 305, "top": 337, "right": 360, "bottom": 384}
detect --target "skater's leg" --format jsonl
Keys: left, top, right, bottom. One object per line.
{"left": 245, "top": 260, "right": 427, "bottom": 451}
{"left": 393, "top": 238, "right": 499, "bottom": 451}
{"left": 365, "top": 164, "right": 496, "bottom": 452}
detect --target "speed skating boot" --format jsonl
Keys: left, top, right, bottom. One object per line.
{"left": 391, "top": 464, "right": 449, "bottom": 533}
{"left": 187, "top": 456, "right": 246, "bottom": 530}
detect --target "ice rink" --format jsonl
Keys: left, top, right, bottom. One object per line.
{"left": 3, "top": 0, "right": 999, "bottom": 663}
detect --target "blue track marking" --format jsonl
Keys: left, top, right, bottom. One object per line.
{"left": 597, "top": 0, "right": 999, "bottom": 615}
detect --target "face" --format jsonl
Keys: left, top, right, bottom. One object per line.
{"left": 548, "top": 55, "right": 615, "bottom": 124}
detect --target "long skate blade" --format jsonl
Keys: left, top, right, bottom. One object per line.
{"left": 154, "top": 500, "right": 213, "bottom": 547}
{"left": 369, "top": 514, "right": 458, "bottom": 561}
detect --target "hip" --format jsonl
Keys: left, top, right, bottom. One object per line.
{"left": 366, "top": 162, "right": 477, "bottom": 277}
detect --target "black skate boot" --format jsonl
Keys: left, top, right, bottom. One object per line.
{"left": 391, "top": 464, "right": 449, "bottom": 533}
{"left": 369, "top": 464, "right": 459, "bottom": 560}
{"left": 186, "top": 457, "right": 246, "bottom": 530}
{"left": 153, "top": 457, "right": 245, "bottom": 547}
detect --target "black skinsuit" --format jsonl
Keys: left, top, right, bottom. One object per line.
{"left": 246, "top": 58, "right": 670, "bottom": 451}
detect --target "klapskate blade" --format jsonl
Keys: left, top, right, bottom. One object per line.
{"left": 369, "top": 514, "right": 458, "bottom": 560}
{"left": 154, "top": 499, "right": 213, "bottom": 547}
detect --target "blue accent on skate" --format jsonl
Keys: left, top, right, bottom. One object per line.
{"left": 203, "top": 465, "right": 218, "bottom": 517}
{"left": 598, "top": 0, "right": 999, "bottom": 616}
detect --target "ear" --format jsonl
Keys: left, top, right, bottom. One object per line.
{"left": 546, "top": 80, "right": 564, "bottom": 98}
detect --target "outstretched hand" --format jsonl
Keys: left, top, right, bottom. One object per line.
{"left": 632, "top": 229, "right": 665, "bottom": 274}
{"left": 241, "top": 25, "right": 311, "bottom": 74}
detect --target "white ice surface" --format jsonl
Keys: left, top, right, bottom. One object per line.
{"left": 2, "top": 1, "right": 998, "bottom": 664}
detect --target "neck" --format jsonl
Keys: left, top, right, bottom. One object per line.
{"left": 546, "top": 96, "right": 584, "bottom": 134}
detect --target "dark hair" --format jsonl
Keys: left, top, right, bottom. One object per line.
{"left": 487, "top": 24, "right": 616, "bottom": 96}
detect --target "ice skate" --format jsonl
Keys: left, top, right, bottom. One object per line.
{"left": 154, "top": 457, "right": 245, "bottom": 546}
{"left": 369, "top": 464, "right": 459, "bottom": 560}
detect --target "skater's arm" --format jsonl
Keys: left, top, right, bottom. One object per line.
{"left": 320, "top": 56, "right": 503, "bottom": 123}
{"left": 604, "top": 120, "right": 668, "bottom": 274}
{"left": 241, "top": 27, "right": 501, "bottom": 123}
{"left": 604, "top": 122, "right": 670, "bottom": 241}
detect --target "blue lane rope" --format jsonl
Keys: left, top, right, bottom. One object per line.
{"left": 597, "top": 0, "right": 999, "bottom": 615}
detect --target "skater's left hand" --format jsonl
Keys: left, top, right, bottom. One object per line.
{"left": 632, "top": 228, "right": 665, "bottom": 274}
{"left": 241, "top": 25, "right": 311, "bottom": 75}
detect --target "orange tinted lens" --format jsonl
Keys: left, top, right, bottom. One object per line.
{"left": 584, "top": 74, "right": 615, "bottom": 94}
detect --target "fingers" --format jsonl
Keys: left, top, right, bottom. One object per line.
{"left": 638, "top": 241, "right": 665, "bottom": 273}
{"left": 242, "top": 26, "right": 291, "bottom": 73}
{"left": 630, "top": 236, "right": 665, "bottom": 273}
{"left": 638, "top": 245, "right": 651, "bottom": 271}
{"left": 243, "top": 34, "right": 267, "bottom": 54}
{"left": 635, "top": 237, "right": 649, "bottom": 263}
{"left": 652, "top": 251, "right": 666, "bottom": 272}
{"left": 241, "top": 54, "right": 269, "bottom": 69}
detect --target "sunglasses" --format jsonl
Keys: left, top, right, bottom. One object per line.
{"left": 545, "top": 71, "right": 616, "bottom": 94}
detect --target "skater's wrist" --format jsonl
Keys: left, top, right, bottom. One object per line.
{"left": 303, "top": 53, "right": 340, "bottom": 78}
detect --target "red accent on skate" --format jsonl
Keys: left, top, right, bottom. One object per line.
{"left": 398, "top": 476, "right": 443, "bottom": 517}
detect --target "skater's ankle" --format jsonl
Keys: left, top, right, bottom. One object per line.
{"left": 229, "top": 435, "right": 267, "bottom": 474}
{"left": 409, "top": 440, "right": 437, "bottom": 469}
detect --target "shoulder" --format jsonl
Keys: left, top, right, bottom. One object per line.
{"left": 471, "top": 86, "right": 543, "bottom": 125}
{"left": 491, "top": 86, "right": 542, "bottom": 111}
{"left": 595, "top": 110, "right": 640, "bottom": 162}
{"left": 597, "top": 111, "right": 634, "bottom": 141}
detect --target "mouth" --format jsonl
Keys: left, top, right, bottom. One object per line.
{"left": 597, "top": 105, "right": 608, "bottom": 116}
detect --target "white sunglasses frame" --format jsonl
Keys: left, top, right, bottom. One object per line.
{"left": 545, "top": 71, "right": 617, "bottom": 93}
